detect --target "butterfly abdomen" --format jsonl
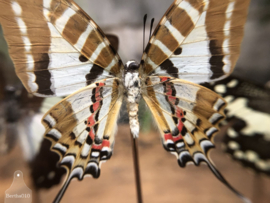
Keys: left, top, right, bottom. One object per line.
{"left": 124, "top": 61, "right": 141, "bottom": 138}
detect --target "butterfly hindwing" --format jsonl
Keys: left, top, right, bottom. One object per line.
{"left": 142, "top": 76, "right": 251, "bottom": 201}
{"left": 0, "top": 0, "right": 123, "bottom": 97}
{"left": 142, "top": 76, "right": 225, "bottom": 163}
{"left": 42, "top": 78, "right": 123, "bottom": 201}
{"left": 140, "top": 0, "right": 250, "bottom": 84}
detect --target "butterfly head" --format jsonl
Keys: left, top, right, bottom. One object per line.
{"left": 124, "top": 60, "right": 139, "bottom": 73}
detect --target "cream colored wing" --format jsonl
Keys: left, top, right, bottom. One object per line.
{"left": 42, "top": 78, "right": 123, "bottom": 202}
{"left": 142, "top": 76, "right": 249, "bottom": 202}
{"left": 140, "top": 0, "right": 250, "bottom": 84}
{"left": 0, "top": 0, "right": 123, "bottom": 97}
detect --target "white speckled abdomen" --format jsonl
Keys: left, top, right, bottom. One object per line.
{"left": 124, "top": 71, "right": 141, "bottom": 138}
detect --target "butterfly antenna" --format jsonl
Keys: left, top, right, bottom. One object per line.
{"left": 149, "top": 18, "right": 155, "bottom": 40}
{"left": 143, "top": 14, "right": 147, "bottom": 53}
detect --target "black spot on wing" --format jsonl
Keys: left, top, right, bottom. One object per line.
{"left": 93, "top": 124, "right": 99, "bottom": 135}
{"left": 209, "top": 40, "right": 225, "bottom": 79}
{"left": 196, "top": 119, "right": 202, "bottom": 126}
{"left": 94, "top": 136, "right": 102, "bottom": 145}
{"left": 100, "top": 150, "right": 112, "bottom": 161}
{"left": 90, "top": 105, "right": 94, "bottom": 113}
{"left": 95, "top": 109, "right": 100, "bottom": 121}
{"left": 172, "top": 117, "right": 178, "bottom": 124}
{"left": 103, "top": 135, "right": 109, "bottom": 140}
{"left": 75, "top": 141, "right": 82, "bottom": 147}
{"left": 181, "top": 126, "right": 187, "bottom": 136}
{"left": 178, "top": 150, "right": 193, "bottom": 167}
{"left": 86, "top": 64, "right": 104, "bottom": 85}
{"left": 70, "top": 132, "right": 76, "bottom": 140}
{"left": 212, "top": 114, "right": 224, "bottom": 125}
{"left": 85, "top": 161, "right": 100, "bottom": 178}
{"left": 43, "top": 119, "right": 53, "bottom": 128}
{"left": 160, "top": 59, "right": 178, "bottom": 78}
{"left": 174, "top": 47, "right": 182, "bottom": 55}
{"left": 172, "top": 127, "right": 180, "bottom": 136}
{"left": 86, "top": 136, "right": 93, "bottom": 145}
{"left": 46, "top": 133, "right": 59, "bottom": 142}
{"left": 79, "top": 55, "right": 88, "bottom": 62}
{"left": 34, "top": 53, "right": 54, "bottom": 95}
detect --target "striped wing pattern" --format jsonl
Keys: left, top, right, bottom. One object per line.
{"left": 142, "top": 76, "right": 226, "bottom": 161}
{"left": 140, "top": 0, "right": 250, "bottom": 84}
{"left": 0, "top": 0, "right": 123, "bottom": 97}
{"left": 142, "top": 76, "right": 250, "bottom": 200}
{"left": 203, "top": 76, "right": 270, "bottom": 175}
{"left": 140, "top": 0, "right": 250, "bottom": 201}
{"left": 0, "top": 0, "right": 251, "bottom": 202}
{"left": 42, "top": 78, "right": 123, "bottom": 201}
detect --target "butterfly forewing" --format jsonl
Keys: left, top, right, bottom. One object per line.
{"left": 140, "top": 0, "right": 250, "bottom": 84}
{"left": 0, "top": 0, "right": 123, "bottom": 97}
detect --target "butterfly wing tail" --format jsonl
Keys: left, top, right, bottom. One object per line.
{"left": 204, "top": 157, "right": 251, "bottom": 203}
{"left": 53, "top": 173, "right": 73, "bottom": 203}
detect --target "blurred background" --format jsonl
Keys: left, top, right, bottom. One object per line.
{"left": 1, "top": 0, "right": 270, "bottom": 202}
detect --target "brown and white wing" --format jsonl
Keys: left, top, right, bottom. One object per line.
{"left": 42, "top": 78, "right": 123, "bottom": 202}
{"left": 140, "top": 0, "right": 250, "bottom": 84}
{"left": 0, "top": 0, "right": 123, "bottom": 97}
{"left": 142, "top": 76, "right": 249, "bottom": 202}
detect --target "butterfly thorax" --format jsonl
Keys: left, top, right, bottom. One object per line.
{"left": 124, "top": 60, "right": 141, "bottom": 138}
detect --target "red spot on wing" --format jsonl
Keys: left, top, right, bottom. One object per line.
{"left": 164, "top": 133, "right": 173, "bottom": 141}
{"left": 87, "top": 115, "right": 95, "bottom": 127}
{"left": 102, "top": 140, "right": 110, "bottom": 148}
{"left": 172, "top": 134, "right": 182, "bottom": 142}
{"left": 165, "top": 87, "right": 172, "bottom": 95}
{"left": 160, "top": 77, "right": 170, "bottom": 82}
{"left": 168, "top": 95, "right": 176, "bottom": 103}
{"left": 89, "top": 129, "right": 95, "bottom": 140}
{"left": 92, "top": 144, "right": 102, "bottom": 150}
{"left": 93, "top": 101, "right": 100, "bottom": 112}
{"left": 176, "top": 107, "right": 184, "bottom": 133}
{"left": 87, "top": 86, "right": 104, "bottom": 127}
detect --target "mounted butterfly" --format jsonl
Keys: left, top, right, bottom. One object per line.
{"left": 0, "top": 0, "right": 250, "bottom": 202}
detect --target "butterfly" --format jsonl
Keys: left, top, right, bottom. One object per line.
{"left": 203, "top": 75, "right": 270, "bottom": 176}
{"left": 0, "top": 0, "right": 251, "bottom": 202}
